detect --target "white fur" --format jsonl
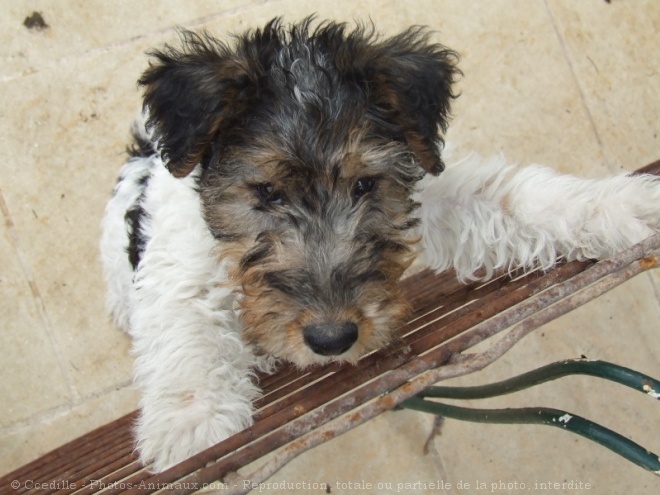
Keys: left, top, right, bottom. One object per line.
{"left": 415, "top": 152, "right": 660, "bottom": 281}
{"left": 102, "top": 156, "right": 265, "bottom": 471}
{"left": 101, "top": 144, "right": 659, "bottom": 471}
{"left": 100, "top": 157, "right": 152, "bottom": 331}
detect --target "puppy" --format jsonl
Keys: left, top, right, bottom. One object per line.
{"left": 100, "top": 18, "right": 660, "bottom": 471}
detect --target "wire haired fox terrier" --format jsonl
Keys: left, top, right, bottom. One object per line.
{"left": 100, "top": 18, "right": 660, "bottom": 471}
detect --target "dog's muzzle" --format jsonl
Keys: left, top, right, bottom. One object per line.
{"left": 302, "top": 321, "right": 358, "bottom": 356}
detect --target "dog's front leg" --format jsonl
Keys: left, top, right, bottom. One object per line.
{"left": 129, "top": 279, "right": 260, "bottom": 472}
{"left": 121, "top": 165, "right": 262, "bottom": 472}
{"left": 417, "top": 153, "right": 659, "bottom": 281}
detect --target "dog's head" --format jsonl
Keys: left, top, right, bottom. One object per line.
{"left": 139, "top": 18, "right": 459, "bottom": 366}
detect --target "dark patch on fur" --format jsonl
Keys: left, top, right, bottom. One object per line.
{"left": 125, "top": 207, "right": 147, "bottom": 270}
{"left": 126, "top": 127, "right": 156, "bottom": 159}
{"left": 124, "top": 174, "right": 151, "bottom": 270}
{"left": 240, "top": 242, "right": 274, "bottom": 270}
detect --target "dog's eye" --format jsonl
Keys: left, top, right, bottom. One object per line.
{"left": 353, "top": 177, "right": 377, "bottom": 201}
{"left": 255, "top": 183, "right": 283, "bottom": 205}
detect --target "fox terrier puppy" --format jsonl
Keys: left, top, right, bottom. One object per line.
{"left": 100, "top": 19, "right": 660, "bottom": 471}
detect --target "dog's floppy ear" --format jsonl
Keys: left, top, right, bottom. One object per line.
{"left": 138, "top": 30, "right": 261, "bottom": 178}
{"left": 358, "top": 27, "right": 460, "bottom": 175}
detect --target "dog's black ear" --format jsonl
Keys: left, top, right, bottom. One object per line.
{"left": 139, "top": 30, "right": 264, "bottom": 178}
{"left": 357, "top": 27, "right": 460, "bottom": 175}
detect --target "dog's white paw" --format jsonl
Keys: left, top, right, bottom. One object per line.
{"left": 136, "top": 390, "right": 254, "bottom": 472}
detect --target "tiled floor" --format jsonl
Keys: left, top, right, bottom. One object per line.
{"left": 1, "top": 1, "right": 659, "bottom": 494}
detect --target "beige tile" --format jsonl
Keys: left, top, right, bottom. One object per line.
{"left": 0, "top": 385, "right": 139, "bottom": 474}
{"left": 438, "top": 0, "right": 608, "bottom": 177}
{"left": 1, "top": 0, "right": 265, "bottom": 78}
{"left": 433, "top": 274, "right": 660, "bottom": 494}
{"left": 0, "top": 43, "right": 141, "bottom": 399}
{"left": 649, "top": 270, "right": 660, "bottom": 302}
{"left": 546, "top": 0, "right": 660, "bottom": 171}
{"left": 0, "top": 214, "right": 70, "bottom": 428}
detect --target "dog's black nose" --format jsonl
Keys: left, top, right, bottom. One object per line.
{"left": 303, "top": 322, "right": 358, "bottom": 356}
